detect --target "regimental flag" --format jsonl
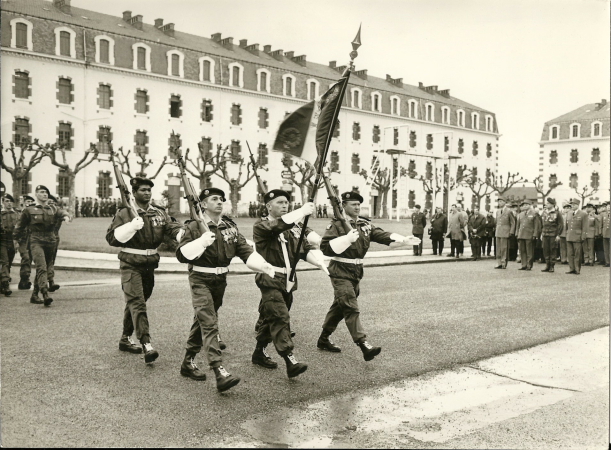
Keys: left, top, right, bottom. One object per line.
{"left": 272, "top": 100, "right": 315, "bottom": 159}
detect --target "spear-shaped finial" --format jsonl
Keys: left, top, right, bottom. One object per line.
{"left": 349, "top": 24, "right": 362, "bottom": 64}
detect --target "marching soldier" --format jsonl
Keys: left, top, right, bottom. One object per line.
{"left": 1, "top": 194, "right": 19, "bottom": 296}
{"left": 251, "top": 190, "right": 327, "bottom": 378}
{"left": 600, "top": 202, "right": 610, "bottom": 267}
{"left": 15, "top": 195, "right": 34, "bottom": 290}
{"left": 582, "top": 203, "right": 599, "bottom": 266}
{"left": 106, "top": 177, "right": 184, "bottom": 363}
{"left": 467, "top": 205, "right": 486, "bottom": 261}
{"left": 176, "top": 188, "right": 274, "bottom": 391}
{"left": 540, "top": 198, "right": 563, "bottom": 273}
{"left": 14, "top": 185, "right": 71, "bottom": 306}
{"left": 44, "top": 194, "right": 62, "bottom": 292}
{"left": 317, "top": 191, "right": 415, "bottom": 361}
{"left": 565, "top": 198, "right": 588, "bottom": 275}
{"left": 410, "top": 204, "right": 426, "bottom": 256}
{"left": 494, "top": 197, "right": 516, "bottom": 269}
{"left": 516, "top": 199, "right": 541, "bottom": 271}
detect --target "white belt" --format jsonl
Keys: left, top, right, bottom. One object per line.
{"left": 271, "top": 266, "right": 287, "bottom": 274}
{"left": 330, "top": 256, "right": 363, "bottom": 265}
{"left": 121, "top": 248, "right": 158, "bottom": 256}
{"left": 192, "top": 266, "right": 229, "bottom": 275}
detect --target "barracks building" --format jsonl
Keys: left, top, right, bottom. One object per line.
{"left": 1, "top": 0, "right": 501, "bottom": 216}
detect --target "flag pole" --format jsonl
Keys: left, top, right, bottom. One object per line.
{"left": 289, "top": 25, "right": 362, "bottom": 282}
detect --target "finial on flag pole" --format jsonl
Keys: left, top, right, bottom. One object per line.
{"left": 349, "top": 24, "right": 362, "bottom": 67}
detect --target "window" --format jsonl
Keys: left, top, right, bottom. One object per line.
{"left": 199, "top": 137, "right": 212, "bottom": 159}
{"left": 97, "top": 126, "right": 112, "bottom": 153}
{"left": 592, "top": 122, "right": 601, "bottom": 137}
{"left": 168, "top": 133, "right": 182, "bottom": 158}
{"left": 57, "top": 122, "right": 73, "bottom": 149}
{"left": 11, "top": 18, "right": 33, "bottom": 51}
{"left": 14, "top": 118, "right": 31, "bottom": 146}
{"left": 426, "top": 134, "right": 433, "bottom": 150}
{"left": 171, "top": 54, "right": 180, "bottom": 76}
{"left": 472, "top": 112, "right": 480, "bottom": 130}
{"left": 135, "top": 89, "right": 149, "bottom": 114}
{"left": 425, "top": 103, "right": 434, "bottom": 121}
{"left": 132, "top": 43, "right": 151, "bottom": 71}
{"left": 94, "top": 35, "right": 115, "bottom": 65}
{"left": 99, "top": 40, "right": 110, "bottom": 64}
{"left": 371, "top": 92, "right": 381, "bottom": 112}
{"left": 442, "top": 107, "right": 450, "bottom": 124}
{"left": 97, "top": 171, "right": 112, "bottom": 198}
{"left": 57, "top": 77, "right": 73, "bottom": 104}
{"left": 458, "top": 138, "right": 464, "bottom": 154}
{"left": 549, "top": 150, "right": 558, "bottom": 164}
{"left": 201, "top": 99, "right": 213, "bottom": 122}
{"left": 444, "top": 136, "right": 450, "bottom": 152}
{"left": 282, "top": 74, "right": 296, "bottom": 97}
{"left": 592, "top": 148, "right": 600, "bottom": 162}
{"left": 137, "top": 47, "right": 146, "bottom": 69}
{"left": 57, "top": 169, "right": 70, "bottom": 198}
{"left": 199, "top": 57, "right": 215, "bottom": 83}
{"left": 258, "top": 108, "right": 269, "bottom": 129}
{"left": 572, "top": 124, "right": 579, "bottom": 138}
{"left": 372, "top": 125, "right": 380, "bottom": 143}
{"left": 333, "top": 120, "right": 340, "bottom": 138}
{"left": 425, "top": 162, "right": 433, "bottom": 180}
{"left": 408, "top": 100, "right": 417, "bottom": 119}
{"left": 486, "top": 116, "right": 493, "bottom": 132}
{"left": 390, "top": 96, "right": 400, "bottom": 115}
{"left": 408, "top": 191, "right": 416, "bottom": 209}
{"left": 170, "top": 95, "right": 182, "bottom": 118}
{"left": 97, "top": 84, "right": 113, "bottom": 109}
{"left": 472, "top": 141, "right": 478, "bottom": 156}
{"left": 486, "top": 168, "right": 492, "bottom": 183}
{"left": 228, "top": 62, "right": 244, "bottom": 88}
{"left": 591, "top": 172, "right": 600, "bottom": 189}
{"left": 307, "top": 79, "right": 319, "bottom": 100}
{"left": 258, "top": 143, "right": 268, "bottom": 166}
{"left": 457, "top": 110, "right": 465, "bottom": 127}
{"left": 486, "top": 143, "right": 492, "bottom": 158}
{"left": 351, "top": 88, "right": 362, "bottom": 109}
{"left": 13, "top": 71, "right": 30, "bottom": 99}
{"left": 230, "top": 140, "right": 241, "bottom": 160}
{"left": 551, "top": 126, "right": 558, "bottom": 139}
{"left": 230, "top": 104, "right": 242, "bottom": 126}
{"left": 167, "top": 50, "right": 184, "bottom": 78}
{"left": 471, "top": 166, "right": 478, "bottom": 179}
{"left": 257, "top": 69, "right": 271, "bottom": 93}
{"left": 570, "top": 149, "right": 578, "bottom": 163}
{"left": 549, "top": 174, "right": 557, "bottom": 186}
{"left": 351, "top": 154, "right": 360, "bottom": 174}
{"left": 393, "top": 128, "right": 399, "bottom": 146}
{"left": 59, "top": 31, "right": 71, "bottom": 56}
{"left": 19, "top": 173, "right": 32, "bottom": 195}
{"left": 352, "top": 122, "right": 361, "bottom": 141}
{"left": 409, "top": 131, "right": 417, "bottom": 148}
{"left": 408, "top": 160, "right": 416, "bottom": 176}
{"left": 330, "top": 151, "right": 339, "bottom": 172}
{"left": 569, "top": 173, "right": 578, "bottom": 189}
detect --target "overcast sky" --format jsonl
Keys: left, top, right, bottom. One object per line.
{"left": 76, "top": 0, "right": 610, "bottom": 180}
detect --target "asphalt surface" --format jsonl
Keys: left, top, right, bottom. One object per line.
{"left": 0, "top": 261, "right": 608, "bottom": 447}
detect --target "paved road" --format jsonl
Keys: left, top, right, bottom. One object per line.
{"left": 0, "top": 261, "right": 608, "bottom": 447}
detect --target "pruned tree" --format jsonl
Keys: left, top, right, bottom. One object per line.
{"left": 181, "top": 141, "right": 219, "bottom": 190}
{"left": 114, "top": 146, "right": 168, "bottom": 179}
{"left": 213, "top": 145, "right": 259, "bottom": 216}
{"left": 359, "top": 166, "right": 407, "bottom": 219}
{"left": 574, "top": 184, "right": 598, "bottom": 206}
{"left": 0, "top": 140, "right": 46, "bottom": 198}
{"left": 460, "top": 168, "right": 496, "bottom": 210}
{"left": 487, "top": 171, "right": 526, "bottom": 198}
{"left": 532, "top": 175, "right": 562, "bottom": 204}
{"left": 280, "top": 153, "right": 316, "bottom": 203}
{"left": 420, "top": 166, "right": 443, "bottom": 199}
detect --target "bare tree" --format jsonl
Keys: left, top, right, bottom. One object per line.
{"left": 532, "top": 175, "right": 562, "bottom": 204}
{"left": 487, "top": 171, "right": 526, "bottom": 198}
{"left": 420, "top": 166, "right": 443, "bottom": 202}
{"left": 180, "top": 141, "right": 219, "bottom": 190}
{"left": 0, "top": 140, "right": 46, "bottom": 198}
{"left": 574, "top": 184, "right": 598, "bottom": 206}
{"left": 113, "top": 146, "right": 168, "bottom": 180}
{"left": 460, "top": 168, "right": 496, "bottom": 210}
{"left": 280, "top": 154, "right": 316, "bottom": 203}
{"left": 359, "top": 166, "right": 407, "bottom": 219}
{"left": 213, "top": 145, "right": 259, "bottom": 216}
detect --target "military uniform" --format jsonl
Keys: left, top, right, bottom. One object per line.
{"left": 467, "top": 212, "right": 486, "bottom": 260}
{"left": 559, "top": 205, "right": 569, "bottom": 264}
{"left": 600, "top": 204, "right": 610, "bottom": 266}
{"left": 516, "top": 201, "right": 542, "bottom": 270}
{"left": 1, "top": 201, "right": 19, "bottom": 295}
{"left": 583, "top": 206, "right": 599, "bottom": 265}
{"left": 410, "top": 208, "right": 426, "bottom": 256}
{"left": 565, "top": 200, "right": 589, "bottom": 274}
{"left": 540, "top": 199, "right": 563, "bottom": 272}
{"left": 495, "top": 202, "right": 516, "bottom": 268}
{"left": 483, "top": 214, "right": 496, "bottom": 256}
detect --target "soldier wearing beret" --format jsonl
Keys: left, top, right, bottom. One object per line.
{"left": 14, "top": 195, "right": 34, "bottom": 290}
{"left": 106, "top": 177, "right": 184, "bottom": 364}
{"left": 175, "top": 187, "right": 273, "bottom": 391}
{"left": 251, "top": 190, "right": 326, "bottom": 378}
{"left": 565, "top": 198, "right": 589, "bottom": 274}
{"left": 44, "top": 194, "right": 62, "bottom": 292}
{"left": 582, "top": 203, "right": 599, "bottom": 266}
{"left": 410, "top": 204, "right": 426, "bottom": 256}
{"left": 516, "top": 199, "right": 541, "bottom": 271}
{"left": 558, "top": 202, "right": 570, "bottom": 264}
{"left": 14, "top": 186, "right": 71, "bottom": 306}
{"left": 494, "top": 197, "right": 516, "bottom": 269}
{"left": 318, "top": 191, "right": 414, "bottom": 361}
{"left": 1, "top": 194, "right": 19, "bottom": 296}
{"left": 540, "top": 198, "right": 563, "bottom": 272}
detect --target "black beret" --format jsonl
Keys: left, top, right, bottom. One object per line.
{"left": 414, "top": 204, "right": 421, "bottom": 209}
{"left": 130, "top": 177, "right": 154, "bottom": 189}
{"left": 199, "top": 187, "right": 226, "bottom": 202}
{"left": 341, "top": 191, "right": 364, "bottom": 204}
{"left": 264, "top": 189, "right": 290, "bottom": 204}
{"left": 24, "top": 195, "right": 35, "bottom": 202}
{"left": 47, "top": 194, "right": 58, "bottom": 202}
{"left": 3, "top": 194, "right": 15, "bottom": 202}
{"left": 546, "top": 197, "right": 556, "bottom": 206}
{"left": 35, "top": 185, "right": 50, "bottom": 194}
{"left": 585, "top": 203, "right": 594, "bottom": 208}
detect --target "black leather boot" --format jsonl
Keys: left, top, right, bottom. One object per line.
{"left": 41, "top": 288, "right": 53, "bottom": 307}
{"left": 18, "top": 278, "right": 32, "bottom": 290}
{"left": 213, "top": 366, "right": 240, "bottom": 392}
{"left": 180, "top": 353, "right": 207, "bottom": 381}
{"left": 317, "top": 333, "right": 341, "bottom": 352}
{"left": 119, "top": 335, "right": 142, "bottom": 353}
{"left": 48, "top": 280, "right": 60, "bottom": 292}
{"left": 142, "top": 343, "right": 159, "bottom": 363}
{"left": 283, "top": 353, "right": 308, "bottom": 378}
{"left": 358, "top": 341, "right": 382, "bottom": 361}
{"left": 251, "top": 344, "right": 278, "bottom": 369}
{"left": 1, "top": 281, "right": 12, "bottom": 296}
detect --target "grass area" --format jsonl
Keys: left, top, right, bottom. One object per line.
{"left": 59, "top": 216, "right": 434, "bottom": 255}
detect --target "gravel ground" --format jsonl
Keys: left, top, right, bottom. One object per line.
{"left": 0, "top": 261, "right": 608, "bottom": 447}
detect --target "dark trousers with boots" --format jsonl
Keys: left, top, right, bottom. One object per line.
{"left": 518, "top": 239, "right": 534, "bottom": 269}
{"left": 412, "top": 233, "right": 423, "bottom": 255}
{"left": 542, "top": 236, "right": 557, "bottom": 269}
{"left": 256, "top": 288, "right": 294, "bottom": 356}
{"left": 321, "top": 278, "right": 366, "bottom": 344}
{"left": 120, "top": 261, "right": 155, "bottom": 344}
{"left": 30, "top": 236, "right": 56, "bottom": 291}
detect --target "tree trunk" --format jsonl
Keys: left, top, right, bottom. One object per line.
{"left": 299, "top": 184, "right": 310, "bottom": 204}
{"left": 229, "top": 183, "right": 240, "bottom": 217}
{"left": 12, "top": 177, "right": 23, "bottom": 199}
{"left": 378, "top": 188, "right": 389, "bottom": 219}
{"left": 67, "top": 172, "right": 76, "bottom": 217}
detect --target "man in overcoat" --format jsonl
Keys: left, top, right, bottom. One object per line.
{"left": 494, "top": 197, "right": 516, "bottom": 269}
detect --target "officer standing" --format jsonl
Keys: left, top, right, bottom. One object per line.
{"left": 106, "top": 177, "right": 184, "bottom": 363}
{"left": 467, "top": 206, "right": 486, "bottom": 261}
{"left": 516, "top": 199, "right": 541, "bottom": 271}
{"left": 410, "top": 204, "right": 426, "bottom": 256}
{"left": 14, "top": 185, "right": 71, "bottom": 306}
{"left": 540, "top": 198, "right": 563, "bottom": 273}
{"left": 494, "top": 197, "right": 516, "bottom": 269}
{"left": 1, "top": 194, "right": 19, "bottom": 296}
{"left": 251, "top": 190, "right": 326, "bottom": 378}
{"left": 583, "top": 203, "right": 599, "bottom": 266}
{"left": 565, "top": 198, "right": 588, "bottom": 275}
{"left": 176, "top": 187, "right": 274, "bottom": 391}
{"left": 429, "top": 207, "right": 447, "bottom": 256}
{"left": 318, "top": 191, "right": 414, "bottom": 361}
{"left": 558, "top": 202, "right": 570, "bottom": 264}
{"left": 600, "top": 202, "right": 610, "bottom": 267}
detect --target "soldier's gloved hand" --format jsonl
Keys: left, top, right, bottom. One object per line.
{"left": 389, "top": 233, "right": 405, "bottom": 243}
{"left": 261, "top": 262, "right": 275, "bottom": 278}
{"left": 63, "top": 216, "right": 72, "bottom": 223}
{"left": 131, "top": 217, "right": 144, "bottom": 230}
{"left": 306, "top": 249, "right": 329, "bottom": 275}
{"left": 347, "top": 229, "right": 360, "bottom": 243}
{"left": 300, "top": 202, "right": 316, "bottom": 217}
{"left": 198, "top": 231, "right": 216, "bottom": 247}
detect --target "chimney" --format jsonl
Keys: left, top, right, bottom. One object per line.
{"left": 387, "top": 75, "right": 402, "bottom": 87}
{"left": 336, "top": 65, "right": 347, "bottom": 73}
{"left": 211, "top": 33, "right": 222, "bottom": 42}
{"left": 160, "top": 23, "right": 175, "bottom": 38}
{"left": 154, "top": 18, "right": 163, "bottom": 28}
{"left": 284, "top": 51, "right": 294, "bottom": 59}
{"left": 239, "top": 39, "right": 248, "bottom": 48}
{"left": 354, "top": 69, "right": 367, "bottom": 79}
{"left": 263, "top": 45, "right": 272, "bottom": 53}
{"left": 53, "top": 0, "right": 71, "bottom": 13}
{"left": 245, "top": 43, "right": 259, "bottom": 55}
{"left": 329, "top": 61, "right": 336, "bottom": 68}
{"left": 439, "top": 89, "right": 451, "bottom": 98}
{"left": 418, "top": 82, "right": 424, "bottom": 89}
{"left": 128, "top": 15, "right": 143, "bottom": 30}
{"left": 595, "top": 99, "right": 608, "bottom": 110}
{"left": 123, "top": 11, "right": 132, "bottom": 21}
{"left": 292, "top": 54, "right": 307, "bottom": 66}
{"left": 220, "top": 37, "right": 234, "bottom": 50}
{"left": 270, "top": 49, "right": 283, "bottom": 60}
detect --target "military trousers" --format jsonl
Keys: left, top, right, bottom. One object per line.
{"left": 603, "top": 238, "right": 610, "bottom": 265}
{"left": 256, "top": 287, "right": 294, "bottom": 356}
{"left": 471, "top": 237, "right": 482, "bottom": 259}
{"left": 120, "top": 261, "right": 155, "bottom": 344}
{"left": 542, "top": 236, "right": 558, "bottom": 268}
{"left": 412, "top": 233, "right": 424, "bottom": 255}
{"left": 322, "top": 277, "right": 366, "bottom": 344}
{"left": 185, "top": 271, "right": 226, "bottom": 368}
{"left": 482, "top": 237, "right": 494, "bottom": 256}
{"left": 518, "top": 239, "right": 534, "bottom": 269}
{"left": 496, "top": 237, "right": 509, "bottom": 267}
{"left": 48, "top": 238, "right": 59, "bottom": 283}
{"left": 566, "top": 241, "right": 583, "bottom": 274}
{"left": 0, "top": 240, "right": 16, "bottom": 283}
{"left": 30, "top": 235, "right": 56, "bottom": 290}
{"left": 559, "top": 237, "right": 568, "bottom": 263}
{"left": 583, "top": 238, "right": 595, "bottom": 264}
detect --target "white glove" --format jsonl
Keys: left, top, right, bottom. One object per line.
{"left": 282, "top": 202, "right": 316, "bottom": 224}
{"left": 198, "top": 231, "right": 216, "bottom": 247}
{"left": 389, "top": 233, "right": 405, "bottom": 243}
{"left": 300, "top": 202, "right": 315, "bottom": 217}
{"left": 63, "top": 215, "right": 72, "bottom": 223}
{"left": 114, "top": 217, "right": 143, "bottom": 243}
{"left": 306, "top": 231, "right": 322, "bottom": 247}
{"left": 405, "top": 235, "right": 421, "bottom": 245}
{"left": 329, "top": 229, "right": 359, "bottom": 254}
{"left": 246, "top": 252, "right": 275, "bottom": 277}
{"left": 176, "top": 229, "right": 185, "bottom": 243}
{"left": 306, "top": 249, "right": 329, "bottom": 275}
{"left": 131, "top": 217, "right": 144, "bottom": 230}
{"left": 180, "top": 231, "right": 215, "bottom": 260}
{"left": 346, "top": 229, "right": 360, "bottom": 243}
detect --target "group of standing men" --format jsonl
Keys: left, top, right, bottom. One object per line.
{"left": 75, "top": 197, "right": 120, "bottom": 218}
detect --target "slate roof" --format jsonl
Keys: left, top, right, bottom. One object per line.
{"left": 545, "top": 101, "right": 610, "bottom": 124}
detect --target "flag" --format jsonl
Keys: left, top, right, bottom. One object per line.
{"left": 272, "top": 101, "right": 315, "bottom": 158}
{"left": 314, "top": 74, "right": 349, "bottom": 156}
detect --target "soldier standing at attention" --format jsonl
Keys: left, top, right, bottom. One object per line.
{"left": 565, "top": 198, "right": 588, "bottom": 275}
{"left": 516, "top": 199, "right": 541, "bottom": 271}
{"left": 599, "top": 202, "right": 610, "bottom": 267}
{"left": 106, "top": 177, "right": 184, "bottom": 363}
{"left": 494, "top": 197, "right": 516, "bottom": 269}
{"left": 558, "top": 202, "right": 570, "bottom": 264}
{"left": 176, "top": 187, "right": 274, "bottom": 391}
{"left": 540, "top": 198, "right": 563, "bottom": 273}
{"left": 14, "top": 185, "right": 71, "bottom": 306}
{"left": 410, "top": 204, "right": 426, "bottom": 256}
{"left": 467, "top": 205, "right": 486, "bottom": 261}
{"left": 582, "top": 203, "right": 599, "bottom": 266}
{"left": 318, "top": 191, "right": 414, "bottom": 361}
{"left": 251, "top": 190, "right": 326, "bottom": 378}
{"left": 1, "top": 194, "right": 19, "bottom": 296}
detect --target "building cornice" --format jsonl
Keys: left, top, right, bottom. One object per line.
{"left": 538, "top": 136, "right": 610, "bottom": 145}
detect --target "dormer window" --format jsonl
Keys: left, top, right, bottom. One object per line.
{"left": 471, "top": 112, "right": 480, "bottom": 130}
{"left": 199, "top": 57, "right": 215, "bottom": 83}
{"left": 282, "top": 74, "right": 296, "bottom": 97}
{"left": 550, "top": 125, "right": 559, "bottom": 140}
{"left": 390, "top": 96, "right": 401, "bottom": 115}
{"left": 442, "top": 107, "right": 450, "bottom": 124}
{"left": 371, "top": 92, "right": 381, "bottom": 112}
{"left": 132, "top": 43, "right": 151, "bottom": 72}
{"left": 228, "top": 62, "right": 244, "bottom": 88}
{"left": 486, "top": 115, "right": 493, "bottom": 132}
{"left": 257, "top": 69, "right": 271, "bottom": 93}
{"left": 457, "top": 110, "right": 465, "bottom": 127}
{"left": 571, "top": 123, "right": 580, "bottom": 138}
{"left": 592, "top": 122, "right": 602, "bottom": 137}
{"left": 425, "top": 103, "right": 434, "bottom": 122}
{"left": 94, "top": 35, "right": 115, "bottom": 65}
{"left": 54, "top": 27, "right": 76, "bottom": 58}
{"left": 11, "top": 18, "right": 33, "bottom": 51}
{"left": 351, "top": 88, "right": 362, "bottom": 109}
{"left": 408, "top": 100, "right": 418, "bottom": 119}
{"left": 167, "top": 50, "right": 184, "bottom": 78}
{"left": 306, "top": 79, "right": 319, "bottom": 100}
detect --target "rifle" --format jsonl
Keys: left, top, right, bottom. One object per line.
{"left": 246, "top": 141, "right": 267, "bottom": 198}
{"left": 322, "top": 171, "right": 353, "bottom": 234}
{"left": 109, "top": 144, "right": 140, "bottom": 219}
{"left": 174, "top": 147, "right": 210, "bottom": 234}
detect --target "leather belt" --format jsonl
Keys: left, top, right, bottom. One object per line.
{"left": 121, "top": 248, "right": 158, "bottom": 256}
{"left": 330, "top": 256, "right": 363, "bottom": 265}
{"left": 192, "top": 266, "right": 229, "bottom": 274}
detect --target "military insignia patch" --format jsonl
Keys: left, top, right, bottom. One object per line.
{"left": 270, "top": 193, "right": 275, "bottom": 199}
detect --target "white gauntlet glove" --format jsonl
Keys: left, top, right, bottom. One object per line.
{"left": 306, "top": 249, "right": 329, "bottom": 275}
{"left": 389, "top": 233, "right": 405, "bottom": 243}
{"left": 114, "top": 216, "right": 144, "bottom": 243}
{"left": 282, "top": 202, "right": 316, "bottom": 224}
{"left": 306, "top": 231, "right": 322, "bottom": 247}
{"left": 245, "top": 239, "right": 256, "bottom": 248}
{"left": 246, "top": 252, "right": 275, "bottom": 277}
{"left": 180, "top": 231, "right": 215, "bottom": 260}
{"left": 329, "top": 229, "right": 359, "bottom": 254}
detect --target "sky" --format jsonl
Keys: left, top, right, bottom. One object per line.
{"left": 75, "top": 0, "right": 610, "bottom": 181}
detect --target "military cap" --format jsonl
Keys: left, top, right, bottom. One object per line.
{"left": 24, "top": 195, "right": 35, "bottom": 202}
{"left": 48, "top": 194, "right": 58, "bottom": 202}
{"left": 199, "top": 187, "right": 226, "bottom": 202}
{"left": 264, "top": 189, "right": 290, "bottom": 204}
{"left": 585, "top": 203, "right": 594, "bottom": 209}
{"left": 130, "top": 177, "right": 154, "bottom": 190}
{"left": 3, "top": 194, "right": 15, "bottom": 202}
{"left": 0, "top": 181, "right": 5, "bottom": 195}
{"left": 496, "top": 197, "right": 506, "bottom": 202}
{"left": 414, "top": 204, "right": 421, "bottom": 209}
{"left": 520, "top": 199, "right": 531, "bottom": 206}
{"left": 546, "top": 197, "right": 556, "bottom": 206}
{"left": 341, "top": 191, "right": 364, "bottom": 204}
{"left": 35, "top": 185, "right": 50, "bottom": 194}
{"left": 570, "top": 198, "right": 580, "bottom": 206}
